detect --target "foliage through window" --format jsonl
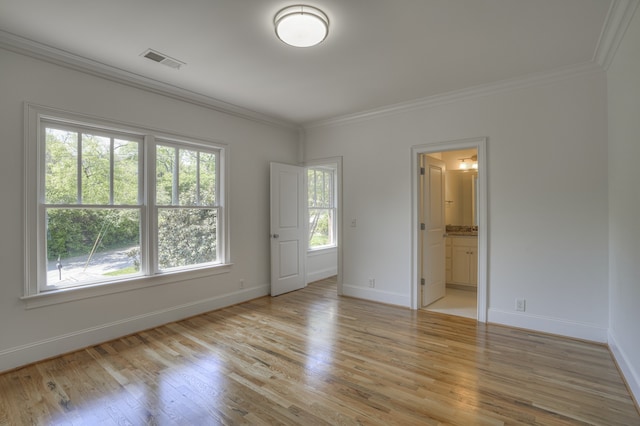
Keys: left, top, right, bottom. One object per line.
{"left": 308, "top": 166, "right": 336, "bottom": 250}
{"left": 44, "top": 124, "right": 143, "bottom": 287}
{"left": 31, "top": 112, "right": 226, "bottom": 295}
{"left": 155, "top": 143, "right": 219, "bottom": 270}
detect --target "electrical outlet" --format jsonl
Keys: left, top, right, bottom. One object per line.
{"left": 351, "top": 219, "right": 357, "bottom": 227}
{"left": 368, "top": 278, "right": 375, "bottom": 288}
{"left": 240, "top": 279, "right": 245, "bottom": 289}
{"left": 515, "top": 298, "right": 526, "bottom": 312}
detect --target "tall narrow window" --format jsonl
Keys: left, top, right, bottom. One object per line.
{"left": 43, "top": 123, "right": 142, "bottom": 290}
{"left": 307, "top": 166, "right": 336, "bottom": 250}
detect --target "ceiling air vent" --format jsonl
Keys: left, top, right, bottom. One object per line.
{"left": 141, "top": 49, "right": 185, "bottom": 70}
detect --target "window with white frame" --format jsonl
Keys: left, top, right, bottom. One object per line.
{"left": 25, "top": 105, "right": 226, "bottom": 297}
{"left": 154, "top": 142, "right": 220, "bottom": 270}
{"left": 307, "top": 166, "right": 336, "bottom": 250}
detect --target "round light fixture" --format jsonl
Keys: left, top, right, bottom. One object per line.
{"left": 274, "top": 5, "right": 329, "bottom": 48}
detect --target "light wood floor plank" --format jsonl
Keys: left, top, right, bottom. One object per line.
{"left": 0, "top": 277, "right": 638, "bottom": 425}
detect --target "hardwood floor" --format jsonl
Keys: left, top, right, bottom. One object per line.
{"left": 1, "top": 277, "right": 638, "bottom": 425}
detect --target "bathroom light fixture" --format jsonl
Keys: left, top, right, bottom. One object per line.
{"left": 458, "top": 155, "right": 478, "bottom": 170}
{"left": 274, "top": 5, "right": 329, "bottom": 47}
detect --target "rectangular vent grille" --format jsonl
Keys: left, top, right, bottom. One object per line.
{"left": 141, "top": 49, "right": 185, "bottom": 70}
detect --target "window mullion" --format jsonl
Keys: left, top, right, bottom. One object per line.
{"left": 196, "top": 151, "right": 201, "bottom": 206}
{"left": 330, "top": 171, "right": 335, "bottom": 208}
{"left": 109, "top": 137, "right": 114, "bottom": 205}
{"left": 313, "top": 170, "right": 317, "bottom": 207}
{"left": 144, "top": 135, "right": 155, "bottom": 276}
{"left": 77, "top": 132, "right": 82, "bottom": 204}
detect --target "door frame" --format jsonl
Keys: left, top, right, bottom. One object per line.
{"left": 410, "top": 137, "right": 488, "bottom": 322}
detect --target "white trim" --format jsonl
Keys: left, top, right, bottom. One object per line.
{"left": 0, "top": 30, "right": 294, "bottom": 130}
{"left": 608, "top": 330, "right": 640, "bottom": 405}
{"left": 21, "top": 264, "right": 232, "bottom": 309}
{"left": 304, "top": 62, "right": 602, "bottom": 129}
{"left": 342, "top": 283, "right": 410, "bottom": 308}
{"left": 488, "top": 309, "right": 608, "bottom": 343}
{"left": 593, "top": 0, "right": 640, "bottom": 70}
{"left": 2, "top": 284, "right": 268, "bottom": 373}
{"left": 1, "top": 24, "right": 619, "bottom": 132}
{"left": 411, "top": 138, "right": 488, "bottom": 323}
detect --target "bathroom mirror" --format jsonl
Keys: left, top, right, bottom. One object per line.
{"left": 445, "top": 170, "right": 478, "bottom": 226}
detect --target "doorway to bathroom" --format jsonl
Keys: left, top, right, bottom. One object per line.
{"left": 411, "top": 138, "right": 487, "bottom": 322}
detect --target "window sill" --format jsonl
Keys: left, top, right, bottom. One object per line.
{"left": 307, "top": 246, "right": 337, "bottom": 256}
{"left": 21, "top": 263, "right": 233, "bottom": 309}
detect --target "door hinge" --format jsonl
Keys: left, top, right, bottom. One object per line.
{"left": 420, "top": 167, "right": 425, "bottom": 175}
{"left": 420, "top": 223, "right": 425, "bottom": 230}
{"left": 420, "top": 278, "right": 425, "bottom": 286}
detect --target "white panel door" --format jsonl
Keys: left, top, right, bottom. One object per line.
{"left": 421, "top": 156, "right": 446, "bottom": 306}
{"left": 270, "top": 162, "right": 306, "bottom": 296}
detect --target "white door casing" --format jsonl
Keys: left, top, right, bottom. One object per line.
{"left": 411, "top": 137, "right": 487, "bottom": 322}
{"left": 270, "top": 162, "right": 306, "bottom": 296}
{"left": 421, "top": 155, "right": 447, "bottom": 307}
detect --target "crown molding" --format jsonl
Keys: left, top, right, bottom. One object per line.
{"left": 594, "top": 0, "right": 639, "bottom": 70}
{"left": 304, "top": 61, "right": 604, "bottom": 129}
{"left": 0, "top": 30, "right": 296, "bottom": 130}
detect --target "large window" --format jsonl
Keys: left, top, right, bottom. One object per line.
{"left": 25, "top": 105, "right": 227, "bottom": 300}
{"left": 307, "top": 166, "right": 336, "bottom": 250}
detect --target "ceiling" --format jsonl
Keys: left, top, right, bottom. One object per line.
{"left": 0, "top": 0, "right": 614, "bottom": 126}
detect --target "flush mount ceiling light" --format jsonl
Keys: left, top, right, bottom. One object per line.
{"left": 274, "top": 5, "right": 329, "bottom": 47}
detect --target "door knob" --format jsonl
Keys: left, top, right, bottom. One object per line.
{"left": 272, "top": 234, "right": 279, "bottom": 239}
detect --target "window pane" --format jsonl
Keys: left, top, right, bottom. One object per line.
{"left": 199, "top": 152, "right": 216, "bottom": 206}
{"left": 45, "top": 128, "right": 78, "bottom": 204}
{"left": 158, "top": 208, "right": 218, "bottom": 269}
{"left": 308, "top": 169, "right": 333, "bottom": 208}
{"left": 46, "top": 208, "right": 141, "bottom": 287}
{"left": 113, "top": 139, "right": 139, "bottom": 205}
{"left": 178, "top": 149, "right": 198, "bottom": 205}
{"left": 156, "top": 145, "right": 175, "bottom": 205}
{"left": 81, "top": 133, "right": 111, "bottom": 204}
{"left": 309, "top": 208, "right": 334, "bottom": 248}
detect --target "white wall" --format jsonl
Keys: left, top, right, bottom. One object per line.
{"left": 607, "top": 6, "right": 640, "bottom": 404}
{"left": 304, "top": 69, "right": 609, "bottom": 341}
{"left": 0, "top": 49, "right": 298, "bottom": 372}
{"left": 306, "top": 249, "right": 338, "bottom": 284}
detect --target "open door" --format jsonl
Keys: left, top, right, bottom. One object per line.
{"left": 421, "top": 155, "right": 446, "bottom": 306}
{"left": 270, "top": 162, "right": 306, "bottom": 296}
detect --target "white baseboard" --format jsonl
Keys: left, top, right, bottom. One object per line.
{"left": 487, "top": 308, "right": 608, "bottom": 343}
{"left": 342, "top": 283, "right": 410, "bottom": 307}
{"left": 608, "top": 330, "right": 640, "bottom": 406}
{"left": 306, "top": 267, "right": 338, "bottom": 284}
{"left": 0, "top": 285, "right": 269, "bottom": 373}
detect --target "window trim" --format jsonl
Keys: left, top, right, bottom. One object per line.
{"left": 23, "top": 103, "right": 231, "bottom": 308}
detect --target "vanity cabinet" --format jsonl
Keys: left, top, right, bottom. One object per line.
{"left": 447, "top": 236, "right": 477, "bottom": 287}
